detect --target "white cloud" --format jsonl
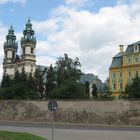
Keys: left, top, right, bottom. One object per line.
{"left": 32, "top": 1, "right": 140, "bottom": 81}
{"left": 65, "top": 0, "right": 94, "bottom": 7}
{"left": 1, "top": 0, "right": 140, "bottom": 82}
{"left": 0, "top": 24, "right": 7, "bottom": 80}
{"left": 0, "top": 0, "right": 26, "bottom": 5}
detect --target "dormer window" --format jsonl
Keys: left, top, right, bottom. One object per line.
{"left": 134, "top": 45, "right": 139, "bottom": 52}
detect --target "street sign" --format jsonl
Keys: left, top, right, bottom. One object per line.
{"left": 48, "top": 100, "right": 58, "bottom": 111}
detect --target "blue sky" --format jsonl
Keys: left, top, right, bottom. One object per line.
{"left": 0, "top": 0, "right": 125, "bottom": 30}
{"left": 0, "top": 0, "right": 139, "bottom": 81}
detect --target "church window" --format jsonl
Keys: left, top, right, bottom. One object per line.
{"left": 12, "top": 51, "right": 15, "bottom": 59}
{"left": 23, "top": 47, "right": 25, "bottom": 55}
{"left": 31, "top": 48, "right": 33, "bottom": 54}
{"left": 5, "top": 51, "right": 7, "bottom": 58}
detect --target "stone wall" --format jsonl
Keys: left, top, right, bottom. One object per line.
{"left": 0, "top": 100, "right": 140, "bottom": 125}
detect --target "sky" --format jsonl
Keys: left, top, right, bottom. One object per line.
{"left": 0, "top": 0, "right": 140, "bottom": 81}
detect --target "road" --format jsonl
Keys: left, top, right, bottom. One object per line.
{"left": 0, "top": 122, "right": 140, "bottom": 140}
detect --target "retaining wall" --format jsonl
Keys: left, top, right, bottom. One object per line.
{"left": 0, "top": 100, "right": 140, "bottom": 125}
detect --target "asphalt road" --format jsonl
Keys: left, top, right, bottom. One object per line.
{"left": 0, "top": 122, "right": 140, "bottom": 140}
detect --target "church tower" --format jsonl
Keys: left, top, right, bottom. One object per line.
{"left": 3, "top": 25, "right": 18, "bottom": 76}
{"left": 21, "top": 19, "right": 36, "bottom": 75}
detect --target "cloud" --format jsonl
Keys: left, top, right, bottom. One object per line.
{"left": 32, "top": 1, "right": 140, "bottom": 82}
{"left": 0, "top": 0, "right": 26, "bottom": 5}
{"left": 1, "top": 0, "right": 140, "bottom": 82}
{"left": 0, "top": 24, "right": 8, "bottom": 80}
{"left": 65, "top": 0, "right": 94, "bottom": 7}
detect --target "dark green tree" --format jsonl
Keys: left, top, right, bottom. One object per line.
{"left": 1, "top": 74, "right": 11, "bottom": 87}
{"left": 34, "top": 69, "right": 45, "bottom": 99}
{"left": 85, "top": 81, "right": 90, "bottom": 96}
{"left": 45, "top": 65, "right": 56, "bottom": 98}
{"left": 50, "top": 80, "right": 87, "bottom": 99}
{"left": 20, "top": 67, "right": 27, "bottom": 85}
{"left": 56, "top": 54, "right": 81, "bottom": 85}
{"left": 14, "top": 70, "right": 21, "bottom": 84}
{"left": 125, "top": 76, "right": 140, "bottom": 98}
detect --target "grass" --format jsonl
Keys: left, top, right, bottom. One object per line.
{"left": 0, "top": 131, "right": 46, "bottom": 140}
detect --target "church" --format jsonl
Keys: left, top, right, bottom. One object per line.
{"left": 3, "top": 19, "right": 36, "bottom": 77}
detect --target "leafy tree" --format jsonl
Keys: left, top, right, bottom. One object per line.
{"left": 92, "top": 84, "right": 98, "bottom": 98}
{"left": 45, "top": 65, "right": 56, "bottom": 98}
{"left": 1, "top": 74, "right": 12, "bottom": 87}
{"left": 0, "top": 69, "right": 40, "bottom": 99}
{"left": 34, "top": 69, "right": 45, "bottom": 99}
{"left": 20, "top": 67, "right": 27, "bottom": 85}
{"left": 85, "top": 81, "right": 90, "bottom": 96}
{"left": 125, "top": 76, "right": 140, "bottom": 98}
{"left": 14, "top": 70, "right": 21, "bottom": 84}
{"left": 50, "top": 80, "right": 87, "bottom": 99}
{"left": 56, "top": 54, "right": 81, "bottom": 85}
{"left": 27, "top": 72, "right": 38, "bottom": 99}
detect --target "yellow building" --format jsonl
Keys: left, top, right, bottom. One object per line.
{"left": 109, "top": 41, "right": 140, "bottom": 96}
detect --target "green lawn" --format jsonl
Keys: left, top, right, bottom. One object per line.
{"left": 0, "top": 131, "right": 46, "bottom": 140}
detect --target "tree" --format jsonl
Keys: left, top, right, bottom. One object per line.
{"left": 56, "top": 54, "right": 81, "bottom": 85}
{"left": 92, "top": 84, "right": 98, "bottom": 98}
{"left": 85, "top": 81, "right": 90, "bottom": 97}
{"left": 1, "top": 74, "right": 12, "bottom": 88}
{"left": 20, "top": 67, "right": 27, "bottom": 85}
{"left": 45, "top": 65, "right": 56, "bottom": 98}
{"left": 125, "top": 76, "right": 140, "bottom": 98}
{"left": 50, "top": 80, "right": 87, "bottom": 99}
{"left": 0, "top": 69, "right": 40, "bottom": 99}
{"left": 34, "top": 69, "right": 45, "bottom": 99}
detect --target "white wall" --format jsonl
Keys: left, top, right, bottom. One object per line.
{"left": 7, "top": 51, "right": 12, "bottom": 58}
{"left": 6, "top": 68, "right": 15, "bottom": 75}
{"left": 25, "top": 47, "right": 31, "bottom": 54}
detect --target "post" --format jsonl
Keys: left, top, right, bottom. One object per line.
{"left": 48, "top": 100, "right": 58, "bottom": 140}
{"left": 51, "top": 101, "right": 54, "bottom": 140}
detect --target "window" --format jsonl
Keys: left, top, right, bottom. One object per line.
{"left": 135, "top": 71, "right": 138, "bottom": 77}
{"left": 113, "top": 83, "right": 116, "bottom": 90}
{"left": 120, "top": 83, "right": 123, "bottom": 90}
{"left": 31, "top": 48, "right": 34, "bottom": 54}
{"left": 12, "top": 51, "right": 15, "bottom": 59}
{"left": 135, "top": 45, "right": 137, "bottom": 50}
{"left": 112, "top": 73, "right": 115, "bottom": 78}
{"left": 128, "top": 58, "right": 131, "bottom": 64}
{"left": 119, "top": 72, "right": 122, "bottom": 77}
{"left": 5, "top": 51, "right": 7, "bottom": 58}
{"left": 135, "top": 57, "right": 138, "bottom": 63}
{"left": 128, "top": 71, "right": 131, "bottom": 77}
{"left": 23, "top": 47, "right": 25, "bottom": 55}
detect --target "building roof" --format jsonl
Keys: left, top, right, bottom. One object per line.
{"left": 110, "top": 53, "right": 123, "bottom": 68}
{"left": 125, "top": 40, "right": 140, "bottom": 53}
{"left": 110, "top": 40, "right": 140, "bottom": 69}
{"left": 80, "top": 73, "right": 100, "bottom": 84}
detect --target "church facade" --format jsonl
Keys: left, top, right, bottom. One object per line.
{"left": 3, "top": 19, "right": 36, "bottom": 77}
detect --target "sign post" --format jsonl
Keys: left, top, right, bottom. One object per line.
{"left": 48, "top": 100, "right": 58, "bottom": 140}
